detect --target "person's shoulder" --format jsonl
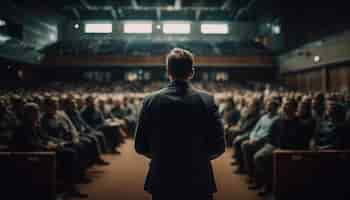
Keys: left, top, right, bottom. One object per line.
{"left": 57, "top": 110, "right": 69, "bottom": 118}
{"left": 272, "top": 115, "right": 283, "bottom": 124}
{"left": 191, "top": 87, "right": 215, "bottom": 105}
{"left": 191, "top": 87, "right": 214, "bottom": 98}
{"left": 142, "top": 88, "right": 168, "bottom": 103}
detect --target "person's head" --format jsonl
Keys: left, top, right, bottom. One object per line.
{"left": 247, "top": 98, "right": 261, "bottom": 116}
{"left": 10, "top": 95, "right": 24, "bottom": 113}
{"left": 166, "top": 48, "right": 195, "bottom": 81}
{"left": 65, "top": 98, "right": 77, "bottom": 112}
{"left": 266, "top": 98, "right": 279, "bottom": 114}
{"left": 325, "top": 100, "right": 346, "bottom": 122}
{"left": 0, "top": 98, "right": 6, "bottom": 113}
{"left": 75, "top": 97, "right": 84, "bottom": 110}
{"left": 86, "top": 96, "right": 96, "bottom": 109}
{"left": 23, "top": 103, "right": 40, "bottom": 126}
{"left": 281, "top": 98, "right": 297, "bottom": 119}
{"left": 312, "top": 92, "right": 325, "bottom": 111}
{"left": 114, "top": 99, "right": 122, "bottom": 108}
{"left": 297, "top": 99, "right": 311, "bottom": 118}
{"left": 225, "top": 97, "right": 236, "bottom": 111}
{"left": 44, "top": 97, "right": 59, "bottom": 116}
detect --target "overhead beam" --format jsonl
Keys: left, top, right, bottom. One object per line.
{"left": 156, "top": 8, "right": 161, "bottom": 21}
{"left": 174, "top": 0, "right": 182, "bottom": 10}
{"left": 131, "top": 0, "right": 139, "bottom": 9}
{"left": 117, "top": 8, "right": 124, "bottom": 18}
{"left": 221, "top": 0, "right": 232, "bottom": 10}
{"left": 72, "top": 7, "right": 81, "bottom": 20}
{"left": 195, "top": 9, "right": 201, "bottom": 21}
{"left": 80, "top": 0, "right": 117, "bottom": 19}
{"left": 110, "top": 8, "right": 117, "bottom": 20}
{"left": 234, "top": 0, "right": 258, "bottom": 20}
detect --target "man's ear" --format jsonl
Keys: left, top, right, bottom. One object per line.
{"left": 167, "top": 70, "right": 173, "bottom": 81}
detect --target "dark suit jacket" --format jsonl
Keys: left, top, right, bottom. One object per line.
{"left": 11, "top": 124, "right": 48, "bottom": 152}
{"left": 135, "top": 80, "right": 225, "bottom": 195}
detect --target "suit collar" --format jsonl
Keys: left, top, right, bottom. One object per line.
{"left": 168, "top": 80, "right": 191, "bottom": 89}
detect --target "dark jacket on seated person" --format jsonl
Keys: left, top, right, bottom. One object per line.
{"left": 268, "top": 117, "right": 311, "bottom": 150}
{"left": 11, "top": 123, "right": 48, "bottom": 152}
{"left": 313, "top": 120, "right": 349, "bottom": 149}
{"left": 312, "top": 101, "right": 350, "bottom": 150}
{"left": 81, "top": 107, "right": 105, "bottom": 130}
{"left": 66, "top": 110, "right": 92, "bottom": 133}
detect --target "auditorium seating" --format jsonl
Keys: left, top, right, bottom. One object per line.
{"left": 273, "top": 150, "right": 350, "bottom": 200}
{"left": 0, "top": 152, "right": 56, "bottom": 200}
{"left": 42, "top": 39, "right": 271, "bottom": 56}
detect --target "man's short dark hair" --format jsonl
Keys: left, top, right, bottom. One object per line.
{"left": 166, "top": 48, "right": 194, "bottom": 79}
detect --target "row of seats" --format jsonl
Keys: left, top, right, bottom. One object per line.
{"left": 0, "top": 152, "right": 56, "bottom": 200}
{"left": 1, "top": 150, "right": 349, "bottom": 200}
{"left": 273, "top": 150, "right": 350, "bottom": 200}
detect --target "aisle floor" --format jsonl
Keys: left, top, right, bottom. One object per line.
{"left": 72, "top": 139, "right": 263, "bottom": 200}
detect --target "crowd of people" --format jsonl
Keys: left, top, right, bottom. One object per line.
{"left": 221, "top": 90, "right": 350, "bottom": 196}
{"left": 1, "top": 80, "right": 350, "bottom": 198}
{"left": 0, "top": 90, "right": 140, "bottom": 198}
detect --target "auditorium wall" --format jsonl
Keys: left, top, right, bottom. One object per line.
{"left": 279, "top": 31, "right": 350, "bottom": 92}
{"left": 281, "top": 62, "right": 350, "bottom": 92}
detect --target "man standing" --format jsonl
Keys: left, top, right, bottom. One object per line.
{"left": 135, "top": 48, "right": 225, "bottom": 200}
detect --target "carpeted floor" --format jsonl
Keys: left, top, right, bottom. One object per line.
{"left": 71, "top": 139, "right": 263, "bottom": 200}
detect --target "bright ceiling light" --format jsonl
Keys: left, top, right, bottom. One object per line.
{"left": 74, "top": 23, "right": 80, "bottom": 29}
{"left": 0, "top": 34, "right": 10, "bottom": 42}
{"left": 272, "top": 25, "right": 281, "bottom": 34}
{"left": 49, "top": 33, "right": 57, "bottom": 41}
{"left": 201, "top": 23, "right": 229, "bottom": 34}
{"left": 0, "top": 19, "right": 6, "bottom": 27}
{"left": 163, "top": 22, "right": 191, "bottom": 34}
{"left": 85, "top": 23, "right": 113, "bottom": 33}
{"left": 314, "top": 55, "right": 321, "bottom": 63}
{"left": 124, "top": 21, "right": 153, "bottom": 34}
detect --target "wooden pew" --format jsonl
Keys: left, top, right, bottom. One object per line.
{"left": 273, "top": 150, "right": 350, "bottom": 200}
{"left": 0, "top": 152, "right": 56, "bottom": 200}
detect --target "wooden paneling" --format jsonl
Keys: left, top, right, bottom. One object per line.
{"left": 282, "top": 64, "right": 350, "bottom": 92}
{"left": 42, "top": 55, "right": 274, "bottom": 67}
{"left": 283, "top": 69, "right": 324, "bottom": 92}
{"left": 328, "top": 65, "right": 350, "bottom": 92}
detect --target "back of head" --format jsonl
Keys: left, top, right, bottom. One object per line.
{"left": 23, "top": 103, "right": 40, "bottom": 124}
{"left": 166, "top": 48, "right": 194, "bottom": 80}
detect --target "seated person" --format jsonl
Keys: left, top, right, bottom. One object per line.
{"left": 241, "top": 98, "right": 279, "bottom": 186}
{"left": 311, "top": 99, "right": 349, "bottom": 150}
{"left": 231, "top": 98, "right": 261, "bottom": 173}
{"left": 223, "top": 97, "right": 241, "bottom": 144}
{"left": 10, "top": 103, "right": 88, "bottom": 198}
{"left": 311, "top": 93, "right": 325, "bottom": 123}
{"left": 41, "top": 97, "right": 97, "bottom": 174}
{"left": 0, "top": 99, "right": 19, "bottom": 145}
{"left": 98, "top": 98, "right": 114, "bottom": 119}
{"left": 254, "top": 98, "right": 311, "bottom": 196}
{"left": 65, "top": 97, "right": 109, "bottom": 156}
{"left": 81, "top": 96, "right": 105, "bottom": 130}
{"left": 82, "top": 96, "right": 123, "bottom": 153}
{"left": 10, "top": 95, "right": 26, "bottom": 125}
{"left": 297, "top": 97, "right": 316, "bottom": 145}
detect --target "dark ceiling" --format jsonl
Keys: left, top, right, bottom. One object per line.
{"left": 4, "top": 0, "right": 348, "bottom": 23}
{"left": 8, "top": 0, "right": 253, "bottom": 21}
{"left": 0, "top": 0, "right": 349, "bottom": 63}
